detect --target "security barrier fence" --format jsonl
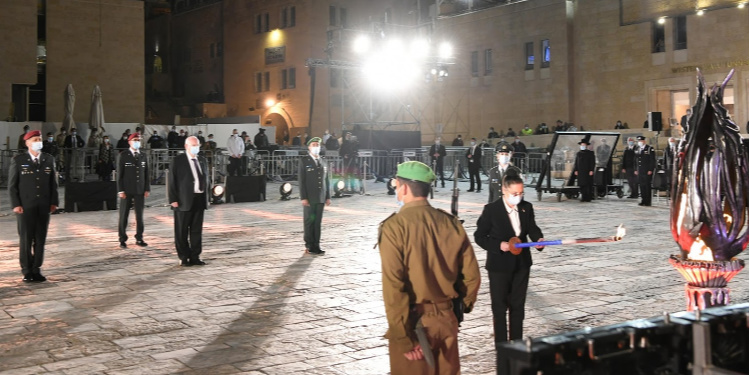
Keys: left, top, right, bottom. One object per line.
{"left": 0, "top": 146, "right": 583, "bottom": 188}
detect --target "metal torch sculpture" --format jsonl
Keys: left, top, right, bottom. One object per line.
{"left": 669, "top": 69, "right": 748, "bottom": 311}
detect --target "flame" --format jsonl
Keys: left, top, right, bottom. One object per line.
{"left": 615, "top": 224, "right": 626, "bottom": 240}
{"left": 687, "top": 236, "right": 714, "bottom": 261}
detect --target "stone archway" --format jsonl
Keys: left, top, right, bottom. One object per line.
{"left": 264, "top": 112, "right": 289, "bottom": 145}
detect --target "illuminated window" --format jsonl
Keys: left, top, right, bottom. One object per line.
{"left": 525, "top": 42, "right": 534, "bottom": 70}
{"left": 541, "top": 39, "right": 550, "bottom": 68}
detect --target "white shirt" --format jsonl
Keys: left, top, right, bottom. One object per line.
{"left": 187, "top": 155, "right": 204, "bottom": 193}
{"left": 28, "top": 151, "right": 40, "bottom": 164}
{"left": 226, "top": 134, "right": 245, "bottom": 157}
{"left": 503, "top": 198, "right": 521, "bottom": 237}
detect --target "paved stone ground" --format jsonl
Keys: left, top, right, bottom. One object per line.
{"left": 0, "top": 178, "right": 747, "bottom": 375}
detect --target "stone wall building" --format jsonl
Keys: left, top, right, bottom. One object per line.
{"left": 145, "top": 0, "right": 748, "bottom": 145}
{"left": 1, "top": 0, "right": 144, "bottom": 124}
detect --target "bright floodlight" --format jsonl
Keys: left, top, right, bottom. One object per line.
{"left": 353, "top": 35, "right": 371, "bottom": 54}
{"left": 438, "top": 42, "right": 453, "bottom": 59}
{"left": 265, "top": 99, "right": 276, "bottom": 108}
{"left": 657, "top": 17, "right": 666, "bottom": 24}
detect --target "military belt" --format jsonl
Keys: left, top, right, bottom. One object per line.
{"left": 413, "top": 300, "right": 453, "bottom": 314}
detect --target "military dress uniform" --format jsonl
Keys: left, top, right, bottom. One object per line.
{"left": 634, "top": 137, "right": 656, "bottom": 206}
{"left": 378, "top": 161, "right": 481, "bottom": 375}
{"left": 621, "top": 143, "right": 638, "bottom": 198}
{"left": 8, "top": 133, "right": 59, "bottom": 281}
{"left": 488, "top": 165, "right": 522, "bottom": 203}
{"left": 117, "top": 144, "right": 150, "bottom": 246}
{"left": 298, "top": 152, "right": 330, "bottom": 254}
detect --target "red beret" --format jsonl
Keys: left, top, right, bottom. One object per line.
{"left": 23, "top": 130, "right": 41, "bottom": 140}
{"left": 127, "top": 133, "right": 141, "bottom": 141}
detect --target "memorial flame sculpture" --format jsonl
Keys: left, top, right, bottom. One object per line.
{"left": 669, "top": 69, "right": 748, "bottom": 311}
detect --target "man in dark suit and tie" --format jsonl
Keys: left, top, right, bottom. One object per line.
{"left": 474, "top": 174, "right": 544, "bottom": 371}
{"left": 169, "top": 136, "right": 210, "bottom": 266}
{"left": 63, "top": 127, "right": 85, "bottom": 182}
{"left": 118, "top": 133, "right": 150, "bottom": 248}
{"left": 428, "top": 137, "right": 447, "bottom": 188}
{"left": 466, "top": 137, "right": 483, "bottom": 192}
{"left": 299, "top": 137, "right": 331, "bottom": 255}
{"left": 9, "top": 130, "right": 59, "bottom": 282}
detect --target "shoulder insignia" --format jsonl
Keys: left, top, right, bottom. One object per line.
{"left": 375, "top": 212, "right": 398, "bottom": 249}
{"left": 435, "top": 208, "right": 455, "bottom": 218}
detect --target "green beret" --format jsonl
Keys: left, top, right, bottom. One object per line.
{"left": 307, "top": 137, "right": 322, "bottom": 145}
{"left": 396, "top": 161, "right": 435, "bottom": 184}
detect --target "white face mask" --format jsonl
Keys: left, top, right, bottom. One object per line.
{"left": 104, "top": 139, "right": 110, "bottom": 143}
{"left": 628, "top": 141, "right": 634, "bottom": 146}
{"left": 435, "top": 140, "right": 440, "bottom": 145}
{"left": 132, "top": 141, "right": 141, "bottom": 150}
{"left": 506, "top": 194, "right": 522, "bottom": 206}
{"left": 498, "top": 155, "right": 511, "bottom": 165}
{"left": 31, "top": 141, "right": 43, "bottom": 151}
{"left": 310, "top": 146, "right": 321, "bottom": 155}
{"left": 470, "top": 141, "right": 476, "bottom": 146}
{"left": 189, "top": 145, "right": 200, "bottom": 156}
{"left": 47, "top": 137, "right": 54, "bottom": 142}
{"left": 638, "top": 142, "right": 645, "bottom": 147}
{"left": 580, "top": 145, "right": 587, "bottom": 151}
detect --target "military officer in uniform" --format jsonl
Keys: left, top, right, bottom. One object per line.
{"left": 378, "top": 161, "right": 481, "bottom": 374}
{"left": 9, "top": 130, "right": 59, "bottom": 282}
{"left": 299, "top": 137, "right": 331, "bottom": 255}
{"left": 634, "top": 135, "right": 656, "bottom": 206}
{"left": 573, "top": 138, "right": 596, "bottom": 202}
{"left": 488, "top": 143, "right": 522, "bottom": 203}
{"left": 117, "top": 133, "right": 150, "bottom": 248}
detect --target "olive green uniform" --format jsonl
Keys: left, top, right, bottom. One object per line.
{"left": 378, "top": 200, "right": 481, "bottom": 375}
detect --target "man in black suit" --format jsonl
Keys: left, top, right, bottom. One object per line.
{"left": 9, "top": 130, "right": 59, "bottom": 282}
{"left": 254, "top": 128, "right": 269, "bottom": 150}
{"left": 574, "top": 138, "right": 596, "bottom": 202}
{"left": 299, "top": 137, "right": 331, "bottom": 255}
{"left": 474, "top": 174, "right": 544, "bottom": 371}
{"left": 169, "top": 136, "right": 210, "bottom": 266}
{"left": 63, "top": 127, "right": 85, "bottom": 182}
{"left": 634, "top": 135, "right": 656, "bottom": 206}
{"left": 466, "top": 137, "right": 483, "bottom": 192}
{"left": 118, "top": 133, "right": 150, "bottom": 248}
{"left": 621, "top": 137, "right": 638, "bottom": 198}
{"left": 428, "top": 137, "right": 447, "bottom": 188}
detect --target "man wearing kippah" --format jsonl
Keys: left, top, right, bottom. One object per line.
{"left": 9, "top": 130, "right": 59, "bottom": 282}
{"left": 299, "top": 137, "right": 331, "bottom": 255}
{"left": 378, "top": 161, "right": 481, "bottom": 374}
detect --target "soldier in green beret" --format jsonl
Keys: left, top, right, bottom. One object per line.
{"left": 377, "top": 161, "right": 481, "bottom": 374}
{"left": 299, "top": 137, "right": 331, "bottom": 255}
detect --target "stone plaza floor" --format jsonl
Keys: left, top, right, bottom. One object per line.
{"left": 0, "top": 178, "right": 747, "bottom": 374}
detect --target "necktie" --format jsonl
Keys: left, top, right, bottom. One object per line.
{"left": 33, "top": 158, "right": 39, "bottom": 168}
{"left": 192, "top": 158, "right": 205, "bottom": 192}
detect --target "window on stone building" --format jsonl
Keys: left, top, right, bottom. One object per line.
{"left": 289, "top": 67, "right": 296, "bottom": 89}
{"left": 281, "top": 69, "right": 288, "bottom": 89}
{"left": 255, "top": 14, "right": 262, "bottom": 34}
{"left": 525, "top": 42, "right": 534, "bottom": 70}
{"left": 541, "top": 39, "right": 550, "bottom": 68}
{"left": 210, "top": 43, "right": 215, "bottom": 58}
{"left": 471, "top": 51, "right": 479, "bottom": 77}
{"left": 652, "top": 21, "right": 665, "bottom": 53}
{"left": 329, "top": 6, "right": 336, "bottom": 26}
{"left": 264, "top": 71, "right": 270, "bottom": 91}
{"left": 217, "top": 42, "right": 223, "bottom": 57}
{"left": 256, "top": 72, "right": 263, "bottom": 93}
{"left": 281, "top": 6, "right": 296, "bottom": 28}
{"left": 340, "top": 8, "right": 347, "bottom": 28}
{"left": 264, "top": 12, "right": 270, "bottom": 32}
{"left": 484, "top": 49, "right": 493, "bottom": 75}
{"left": 674, "top": 16, "right": 687, "bottom": 50}
{"left": 255, "top": 12, "right": 270, "bottom": 33}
